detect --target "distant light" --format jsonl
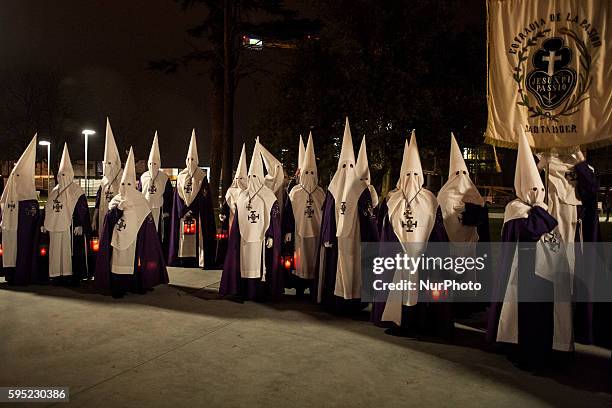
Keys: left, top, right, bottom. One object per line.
{"left": 39, "top": 141, "right": 50, "bottom": 146}
{"left": 82, "top": 129, "right": 96, "bottom": 136}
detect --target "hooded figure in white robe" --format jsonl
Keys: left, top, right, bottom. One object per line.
{"left": 283, "top": 132, "right": 325, "bottom": 293}
{"left": 139, "top": 132, "right": 173, "bottom": 258}
{"left": 95, "top": 147, "right": 168, "bottom": 297}
{"left": 168, "top": 130, "right": 216, "bottom": 267}
{"left": 372, "top": 132, "right": 451, "bottom": 336}
{"left": 286, "top": 135, "right": 306, "bottom": 194}
{"left": 437, "top": 133, "right": 490, "bottom": 309}
{"left": 317, "top": 118, "right": 379, "bottom": 311}
{"left": 220, "top": 143, "right": 248, "bottom": 236}
{"left": 0, "top": 135, "right": 41, "bottom": 285}
{"left": 219, "top": 140, "right": 283, "bottom": 300}
{"left": 487, "top": 130, "right": 559, "bottom": 368}
{"left": 93, "top": 118, "right": 123, "bottom": 234}
{"left": 43, "top": 144, "right": 91, "bottom": 282}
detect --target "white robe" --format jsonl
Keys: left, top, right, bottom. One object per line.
{"left": 289, "top": 186, "right": 325, "bottom": 279}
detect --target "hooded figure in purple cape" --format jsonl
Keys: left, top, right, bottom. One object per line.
{"left": 219, "top": 139, "right": 282, "bottom": 301}
{"left": 95, "top": 148, "right": 169, "bottom": 298}
{"left": 168, "top": 130, "right": 216, "bottom": 268}
{"left": 43, "top": 144, "right": 91, "bottom": 284}
{"left": 139, "top": 132, "right": 173, "bottom": 260}
{"left": 315, "top": 118, "right": 379, "bottom": 313}
{"left": 370, "top": 132, "right": 451, "bottom": 337}
{"left": 0, "top": 135, "right": 41, "bottom": 285}
{"left": 282, "top": 132, "right": 325, "bottom": 296}
{"left": 486, "top": 131, "right": 559, "bottom": 368}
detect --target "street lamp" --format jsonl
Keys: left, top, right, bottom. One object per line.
{"left": 39, "top": 140, "right": 51, "bottom": 192}
{"left": 82, "top": 129, "right": 96, "bottom": 196}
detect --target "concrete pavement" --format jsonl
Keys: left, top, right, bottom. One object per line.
{"left": 1, "top": 267, "right": 610, "bottom": 408}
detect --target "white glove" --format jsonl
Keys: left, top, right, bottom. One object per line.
{"left": 284, "top": 233, "right": 292, "bottom": 243}
{"left": 219, "top": 214, "right": 227, "bottom": 222}
{"left": 266, "top": 237, "right": 273, "bottom": 249}
{"left": 162, "top": 212, "right": 170, "bottom": 219}
{"left": 324, "top": 241, "right": 333, "bottom": 248}
{"left": 185, "top": 210, "right": 193, "bottom": 218}
{"left": 73, "top": 226, "right": 83, "bottom": 236}
{"left": 40, "top": 226, "right": 47, "bottom": 233}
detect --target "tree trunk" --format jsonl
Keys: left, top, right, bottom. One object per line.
{"left": 209, "top": 69, "right": 224, "bottom": 210}
{"left": 222, "top": 0, "right": 235, "bottom": 194}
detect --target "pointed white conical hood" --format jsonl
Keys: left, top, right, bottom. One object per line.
{"left": 247, "top": 140, "right": 265, "bottom": 196}
{"left": 298, "top": 135, "right": 306, "bottom": 170}
{"left": 103, "top": 118, "right": 122, "bottom": 182}
{"left": 397, "top": 130, "right": 423, "bottom": 196}
{"left": 232, "top": 143, "right": 248, "bottom": 190}
{"left": 438, "top": 133, "right": 483, "bottom": 205}
{"left": 258, "top": 139, "right": 284, "bottom": 194}
{"left": 1, "top": 134, "right": 37, "bottom": 207}
{"left": 57, "top": 143, "right": 74, "bottom": 190}
{"left": 515, "top": 130, "right": 545, "bottom": 206}
{"left": 186, "top": 129, "right": 199, "bottom": 175}
{"left": 356, "top": 135, "right": 371, "bottom": 183}
{"left": 448, "top": 132, "right": 468, "bottom": 178}
{"left": 120, "top": 147, "right": 137, "bottom": 194}
{"left": 328, "top": 117, "right": 357, "bottom": 200}
{"left": 299, "top": 132, "right": 318, "bottom": 191}
{"left": 148, "top": 131, "right": 161, "bottom": 178}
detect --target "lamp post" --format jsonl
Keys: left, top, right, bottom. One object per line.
{"left": 39, "top": 140, "right": 51, "bottom": 192}
{"left": 82, "top": 129, "right": 96, "bottom": 196}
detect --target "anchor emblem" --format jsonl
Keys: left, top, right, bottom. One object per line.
{"left": 7, "top": 201, "right": 16, "bottom": 210}
{"left": 116, "top": 218, "right": 127, "bottom": 232}
{"left": 248, "top": 210, "right": 260, "bottom": 224}
{"left": 105, "top": 189, "right": 114, "bottom": 202}
{"left": 52, "top": 199, "right": 63, "bottom": 212}
{"left": 340, "top": 201, "right": 347, "bottom": 215}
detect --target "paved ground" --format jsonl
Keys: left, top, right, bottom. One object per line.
{"left": 1, "top": 267, "right": 610, "bottom": 408}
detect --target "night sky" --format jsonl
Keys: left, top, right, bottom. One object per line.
{"left": 0, "top": 0, "right": 281, "bottom": 166}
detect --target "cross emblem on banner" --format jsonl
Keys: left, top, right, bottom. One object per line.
{"left": 184, "top": 178, "right": 193, "bottom": 194}
{"left": 116, "top": 218, "right": 127, "bottom": 231}
{"left": 248, "top": 210, "right": 260, "bottom": 224}
{"left": 340, "top": 201, "right": 347, "bottom": 215}
{"left": 304, "top": 205, "right": 314, "bottom": 218}
{"left": 52, "top": 199, "right": 63, "bottom": 212}
{"left": 148, "top": 184, "right": 157, "bottom": 194}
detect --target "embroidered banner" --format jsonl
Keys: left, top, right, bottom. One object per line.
{"left": 485, "top": 0, "right": 610, "bottom": 150}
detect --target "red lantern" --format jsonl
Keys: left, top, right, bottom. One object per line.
{"left": 183, "top": 218, "right": 196, "bottom": 235}
{"left": 90, "top": 237, "right": 100, "bottom": 253}
{"left": 282, "top": 255, "right": 293, "bottom": 271}
{"left": 0, "top": 243, "right": 3, "bottom": 257}
{"left": 39, "top": 245, "right": 48, "bottom": 257}
{"left": 216, "top": 232, "right": 228, "bottom": 240}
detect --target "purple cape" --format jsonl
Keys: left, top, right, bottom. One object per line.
{"left": 572, "top": 162, "right": 610, "bottom": 348}
{"left": 314, "top": 188, "right": 380, "bottom": 312}
{"left": 94, "top": 207, "right": 169, "bottom": 295}
{"left": 137, "top": 178, "right": 174, "bottom": 261}
{"left": 486, "top": 205, "right": 557, "bottom": 356}
{"left": 167, "top": 180, "right": 216, "bottom": 268}
{"left": 219, "top": 201, "right": 282, "bottom": 301}
{"left": 1, "top": 199, "right": 41, "bottom": 285}
{"left": 370, "top": 200, "right": 452, "bottom": 337}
